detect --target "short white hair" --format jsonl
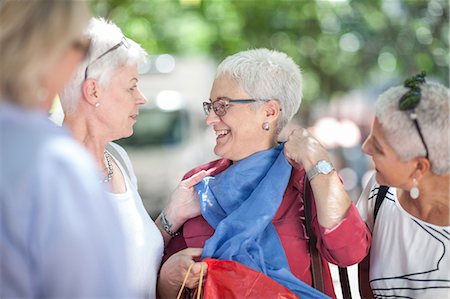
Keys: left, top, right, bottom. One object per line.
{"left": 376, "top": 81, "right": 450, "bottom": 175}
{"left": 60, "top": 17, "right": 147, "bottom": 114}
{"left": 216, "top": 48, "right": 302, "bottom": 134}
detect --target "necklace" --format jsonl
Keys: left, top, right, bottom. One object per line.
{"left": 103, "top": 150, "right": 114, "bottom": 183}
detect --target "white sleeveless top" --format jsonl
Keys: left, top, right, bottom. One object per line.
{"left": 106, "top": 143, "right": 164, "bottom": 299}
{"left": 357, "top": 178, "right": 450, "bottom": 299}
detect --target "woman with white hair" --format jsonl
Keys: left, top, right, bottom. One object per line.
{"left": 163, "top": 48, "right": 371, "bottom": 298}
{"left": 59, "top": 18, "right": 206, "bottom": 298}
{"left": 0, "top": 1, "right": 130, "bottom": 297}
{"left": 357, "top": 72, "right": 450, "bottom": 298}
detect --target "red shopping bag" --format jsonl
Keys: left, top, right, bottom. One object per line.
{"left": 177, "top": 258, "right": 299, "bottom": 299}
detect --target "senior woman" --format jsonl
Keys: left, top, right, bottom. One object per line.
{"left": 0, "top": 1, "right": 130, "bottom": 297}
{"left": 163, "top": 49, "right": 371, "bottom": 298}
{"left": 357, "top": 73, "right": 450, "bottom": 299}
{"left": 59, "top": 18, "right": 205, "bottom": 298}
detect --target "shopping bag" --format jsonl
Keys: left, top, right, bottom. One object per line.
{"left": 177, "top": 258, "right": 299, "bottom": 299}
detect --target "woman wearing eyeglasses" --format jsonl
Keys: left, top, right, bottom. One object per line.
{"left": 356, "top": 73, "right": 450, "bottom": 299}
{"left": 162, "top": 48, "right": 371, "bottom": 298}
{"left": 59, "top": 18, "right": 206, "bottom": 298}
{"left": 0, "top": 1, "right": 132, "bottom": 297}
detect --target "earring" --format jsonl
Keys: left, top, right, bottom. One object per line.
{"left": 410, "top": 178, "right": 419, "bottom": 199}
{"left": 263, "top": 122, "right": 270, "bottom": 131}
{"left": 95, "top": 102, "right": 100, "bottom": 108}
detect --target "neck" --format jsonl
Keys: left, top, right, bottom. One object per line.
{"left": 399, "top": 174, "right": 450, "bottom": 225}
{"left": 64, "top": 111, "right": 109, "bottom": 168}
{"left": 231, "top": 137, "right": 279, "bottom": 163}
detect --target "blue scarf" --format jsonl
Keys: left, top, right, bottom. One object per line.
{"left": 195, "top": 144, "right": 329, "bottom": 299}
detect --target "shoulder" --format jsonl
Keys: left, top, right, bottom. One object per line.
{"left": 107, "top": 142, "right": 130, "bottom": 162}
{"left": 182, "top": 158, "right": 231, "bottom": 180}
{"left": 106, "top": 142, "right": 137, "bottom": 183}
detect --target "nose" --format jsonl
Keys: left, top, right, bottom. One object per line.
{"left": 206, "top": 109, "right": 220, "bottom": 126}
{"left": 136, "top": 87, "right": 147, "bottom": 105}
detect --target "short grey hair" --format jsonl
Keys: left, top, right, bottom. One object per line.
{"left": 375, "top": 81, "right": 450, "bottom": 175}
{"left": 215, "top": 48, "right": 302, "bottom": 135}
{"left": 60, "top": 17, "right": 147, "bottom": 114}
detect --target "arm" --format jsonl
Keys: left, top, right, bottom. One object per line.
{"left": 155, "top": 170, "right": 208, "bottom": 246}
{"left": 285, "top": 128, "right": 371, "bottom": 266}
{"left": 284, "top": 128, "right": 352, "bottom": 228}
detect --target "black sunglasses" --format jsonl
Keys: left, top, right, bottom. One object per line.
{"left": 84, "top": 36, "right": 130, "bottom": 80}
{"left": 203, "top": 97, "right": 271, "bottom": 117}
{"left": 398, "top": 71, "right": 429, "bottom": 159}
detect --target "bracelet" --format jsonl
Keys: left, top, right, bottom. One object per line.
{"left": 160, "top": 211, "right": 180, "bottom": 237}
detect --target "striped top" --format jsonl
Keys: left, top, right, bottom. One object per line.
{"left": 357, "top": 180, "right": 450, "bottom": 299}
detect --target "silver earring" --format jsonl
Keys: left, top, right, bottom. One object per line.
{"left": 263, "top": 122, "right": 270, "bottom": 131}
{"left": 95, "top": 102, "right": 100, "bottom": 108}
{"left": 410, "top": 178, "right": 419, "bottom": 199}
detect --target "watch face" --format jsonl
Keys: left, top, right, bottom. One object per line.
{"left": 317, "top": 160, "right": 334, "bottom": 174}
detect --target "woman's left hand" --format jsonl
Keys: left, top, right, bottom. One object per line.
{"left": 164, "top": 170, "right": 210, "bottom": 229}
{"left": 284, "top": 127, "right": 330, "bottom": 172}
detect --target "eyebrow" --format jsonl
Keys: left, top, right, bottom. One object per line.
{"left": 130, "top": 78, "right": 138, "bottom": 83}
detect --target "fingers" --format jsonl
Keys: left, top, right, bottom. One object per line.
{"left": 178, "top": 247, "right": 203, "bottom": 258}
{"left": 185, "top": 262, "right": 208, "bottom": 289}
{"left": 183, "top": 170, "right": 208, "bottom": 188}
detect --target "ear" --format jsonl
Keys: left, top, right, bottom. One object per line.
{"left": 81, "top": 79, "right": 102, "bottom": 106}
{"left": 263, "top": 100, "right": 281, "bottom": 122}
{"left": 411, "top": 157, "right": 431, "bottom": 180}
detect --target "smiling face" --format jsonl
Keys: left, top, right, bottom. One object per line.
{"left": 97, "top": 64, "right": 147, "bottom": 140}
{"left": 206, "top": 74, "right": 277, "bottom": 161}
{"left": 362, "top": 117, "right": 417, "bottom": 189}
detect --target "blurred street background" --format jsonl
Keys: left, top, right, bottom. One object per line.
{"left": 75, "top": 1, "right": 448, "bottom": 296}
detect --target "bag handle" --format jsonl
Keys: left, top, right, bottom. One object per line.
{"left": 303, "top": 176, "right": 325, "bottom": 292}
{"left": 303, "top": 175, "right": 352, "bottom": 299}
{"left": 176, "top": 263, "right": 205, "bottom": 299}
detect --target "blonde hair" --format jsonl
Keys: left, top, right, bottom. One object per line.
{"left": 0, "top": 0, "right": 90, "bottom": 107}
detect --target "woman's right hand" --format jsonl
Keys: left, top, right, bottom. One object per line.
{"left": 157, "top": 248, "right": 207, "bottom": 299}
{"left": 164, "top": 170, "right": 210, "bottom": 229}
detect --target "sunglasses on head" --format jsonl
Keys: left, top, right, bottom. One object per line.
{"left": 84, "top": 36, "right": 130, "bottom": 80}
{"left": 398, "top": 71, "right": 429, "bottom": 159}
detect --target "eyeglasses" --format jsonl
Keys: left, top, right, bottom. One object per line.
{"left": 398, "top": 71, "right": 429, "bottom": 159}
{"left": 84, "top": 36, "right": 130, "bottom": 80}
{"left": 203, "top": 97, "right": 269, "bottom": 117}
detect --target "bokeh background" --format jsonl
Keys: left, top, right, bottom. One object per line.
{"left": 87, "top": 0, "right": 449, "bottom": 216}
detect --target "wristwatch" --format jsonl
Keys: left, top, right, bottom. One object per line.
{"left": 307, "top": 160, "right": 335, "bottom": 181}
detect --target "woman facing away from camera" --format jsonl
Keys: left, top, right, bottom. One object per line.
{"left": 0, "top": 1, "right": 131, "bottom": 297}
{"left": 356, "top": 72, "right": 450, "bottom": 299}
{"left": 59, "top": 18, "right": 206, "bottom": 298}
{"left": 161, "top": 48, "right": 371, "bottom": 298}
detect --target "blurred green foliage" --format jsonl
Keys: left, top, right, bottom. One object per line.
{"left": 90, "top": 0, "right": 449, "bottom": 102}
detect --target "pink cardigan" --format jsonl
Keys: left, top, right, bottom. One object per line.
{"left": 164, "top": 159, "right": 371, "bottom": 298}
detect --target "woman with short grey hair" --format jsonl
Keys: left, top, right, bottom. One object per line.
{"left": 357, "top": 72, "right": 450, "bottom": 298}
{"left": 162, "top": 48, "right": 371, "bottom": 298}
